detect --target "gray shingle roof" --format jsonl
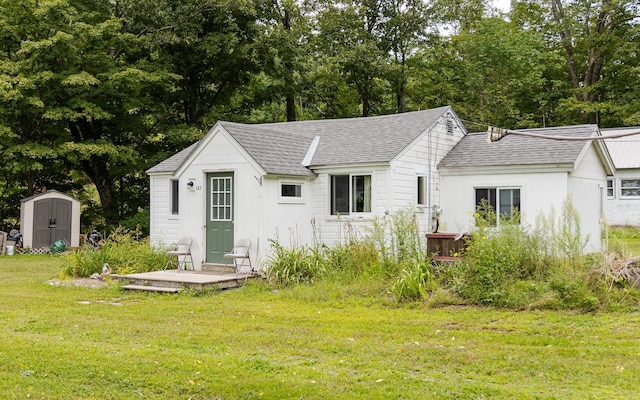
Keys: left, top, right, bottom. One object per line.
{"left": 147, "top": 106, "right": 452, "bottom": 176}
{"left": 146, "top": 142, "right": 199, "bottom": 174}
{"left": 255, "top": 106, "right": 450, "bottom": 167}
{"left": 219, "top": 121, "right": 317, "bottom": 177}
{"left": 602, "top": 127, "right": 640, "bottom": 169}
{"left": 438, "top": 125, "right": 598, "bottom": 169}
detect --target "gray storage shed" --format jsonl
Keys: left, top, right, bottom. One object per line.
{"left": 20, "top": 190, "right": 81, "bottom": 249}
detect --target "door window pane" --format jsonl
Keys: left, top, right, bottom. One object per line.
{"left": 210, "top": 177, "right": 232, "bottom": 221}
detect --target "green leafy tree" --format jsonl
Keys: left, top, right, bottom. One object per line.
{"left": 409, "top": 17, "right": 568, "bottom": 128}
{"left": 0, "top": 0, "right": 178, "bottom": 228}
{"left": 315, "top": 0, "right": 389, "bottom": 116}
{"left": 119, "top": 0, "right": 262, "bottom": 127}
{"left": 513, "top": 0, "right": 640, "bottom": 125}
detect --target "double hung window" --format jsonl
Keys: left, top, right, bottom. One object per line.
{"left": 606, "top": 178, "right": 615, "bottom": 198}
{"left": 331, "top": 174, "right": 371, "bottom": 215}
{"left": 475, "top": 187, "right": 520, "bottom": 225}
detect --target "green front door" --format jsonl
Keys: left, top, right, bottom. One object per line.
{"left": 206, "top": 172, "right": 234, "bottom": 263}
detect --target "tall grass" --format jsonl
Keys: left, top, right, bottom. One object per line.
{"left": 60, "top": 227, "right": 169, "bottom": 277}
{"left": 264, "top": 210, "right": 425, "bottom": 294}
{"left": 452, "top": 197, "right": 635, "bottom": 311}
{"left": 261, "top": 202, "right": 640, "bottom": 311}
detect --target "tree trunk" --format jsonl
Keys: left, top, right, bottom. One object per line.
{"left": 82, "top": 156, "right": 119, "bottom": 228}
{"left": 282, "top": 8, "right": 296, "bottom": 122}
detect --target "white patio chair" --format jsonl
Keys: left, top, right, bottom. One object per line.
{"left": 223, "top": 239, "right": 253, "bottom": 274}
{"left": 164, "top": 237, "right": 194, "bottom": 272}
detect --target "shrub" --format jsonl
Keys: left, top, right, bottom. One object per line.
{"left": 457, "top": 218, "right": 551, "bottom": 306}
{"left": 264, "top": 239, "right": 325, "bottom": 288}
{"left": 60, "top": 227, "right": 169, "bottom": 277}
{"left": 392, "top": 260, "right": 434, "bottom": 302}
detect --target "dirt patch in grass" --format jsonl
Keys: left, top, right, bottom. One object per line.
{"left": 47, "top": 277, "right": 111, "bottom": 289}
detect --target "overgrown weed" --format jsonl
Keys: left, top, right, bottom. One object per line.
{"left": 260, "top": 201, "right": 640, "bottom": 311}
{"left": 60, "top": 227, "right": 169, "bottom": 277}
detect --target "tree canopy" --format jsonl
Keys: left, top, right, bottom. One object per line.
{"left": 0, "top": 0, "right": 638, "bottom": 233}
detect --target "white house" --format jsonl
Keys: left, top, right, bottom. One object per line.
{"left": 147, "top": 106, "right": 466, "bottom": 270}
{"left": 437, "top": 125, "right": 615, "bottom": 253}
{"left": 603, "top": 127, "right": 640, "bottom": 227}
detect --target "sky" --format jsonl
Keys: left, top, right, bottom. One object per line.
{"left": 493, "top": 0, "right": 512, "bottom": 12}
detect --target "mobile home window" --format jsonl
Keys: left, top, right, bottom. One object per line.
{"left": 331, "top": 174, "right": 371, "bottom": 215}
{"left": 475, "top": 187, "right": 520, "bottom": 225}
{"left": 606, "top": 178, "right": 614, "bottom": 198}
{"left": 620, "top": 179, "right": 640, "bottom": 197}
{"left": 171, "top": 180, "right": 179, "bottom": 214}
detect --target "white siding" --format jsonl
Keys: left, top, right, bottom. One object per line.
{"left": 149, "top": 174, "right": 180, "bottom": 247}
{"left": 439, "top": 170, "right": 569, "bottom": 234}
{"left": 391, "top": 114, "right": 466, "bottom": 235}
{"left": 311, "top": 166, "right": 389, "bottom": 246}
{"left": 168, "top": 128, "right": 316, "bottom": 268}
{"left": 569, "top": 145, "right": 608, "bottom": 252}
{"left": 177, "top": 130, "right": 264, "bottom": 269}
{"left": 261, "top": 176, "right": 315, "bottom": 249}
{"left": 605, "top": 168, "right": 640, "bottom": 226}
{"left": 439, "top": 144, "right": 608, "bottom": 253}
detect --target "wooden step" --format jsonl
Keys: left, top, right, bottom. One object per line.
{"left": 122, "top": 284, "right": 181, "bottom": 293}
{"left": 201, "top": 263, "right": 236, "bottom": 274}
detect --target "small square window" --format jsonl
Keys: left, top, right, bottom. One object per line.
{"left": 281, "top": 183, "right": 302, "bottom": 198}
{"left": 280, "top": 181, "right": 305, "bottom": 203}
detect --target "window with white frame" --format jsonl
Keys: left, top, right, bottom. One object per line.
{"left": 171, "top": 180, "right": 179, "bottom": 215}
{"left": 475, "top": 187, "right": 521, "bottom": 225}
{"left": 620, "top": 179, "right": 640, "bottom": 197}
{"left": 331, "top": 174, "right": 371, "bottom": 215}
{"left": 606, "top": 178, "right": 615, "bottom": 198}
{"left": 280, "top": 181, "right": 304, "bottom": 203}
{"left": 417, "top": 175, "right": 428, "bottom": 206}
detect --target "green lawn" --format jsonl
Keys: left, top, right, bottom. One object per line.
{"left": 1, "top": 256, "right": 639, "bottom": 399}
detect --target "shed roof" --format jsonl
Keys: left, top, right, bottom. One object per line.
{"left": 438, "top": 125, "right": 599, "bottom": 169}
{"left": 147, "top": 106, "right": 453, "bottom": 176}
{"left": 602, "top": 127, "right": 640, "bottom": 169}
{"left": 20, "top": 189, "right": 80, "bottom": 203}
